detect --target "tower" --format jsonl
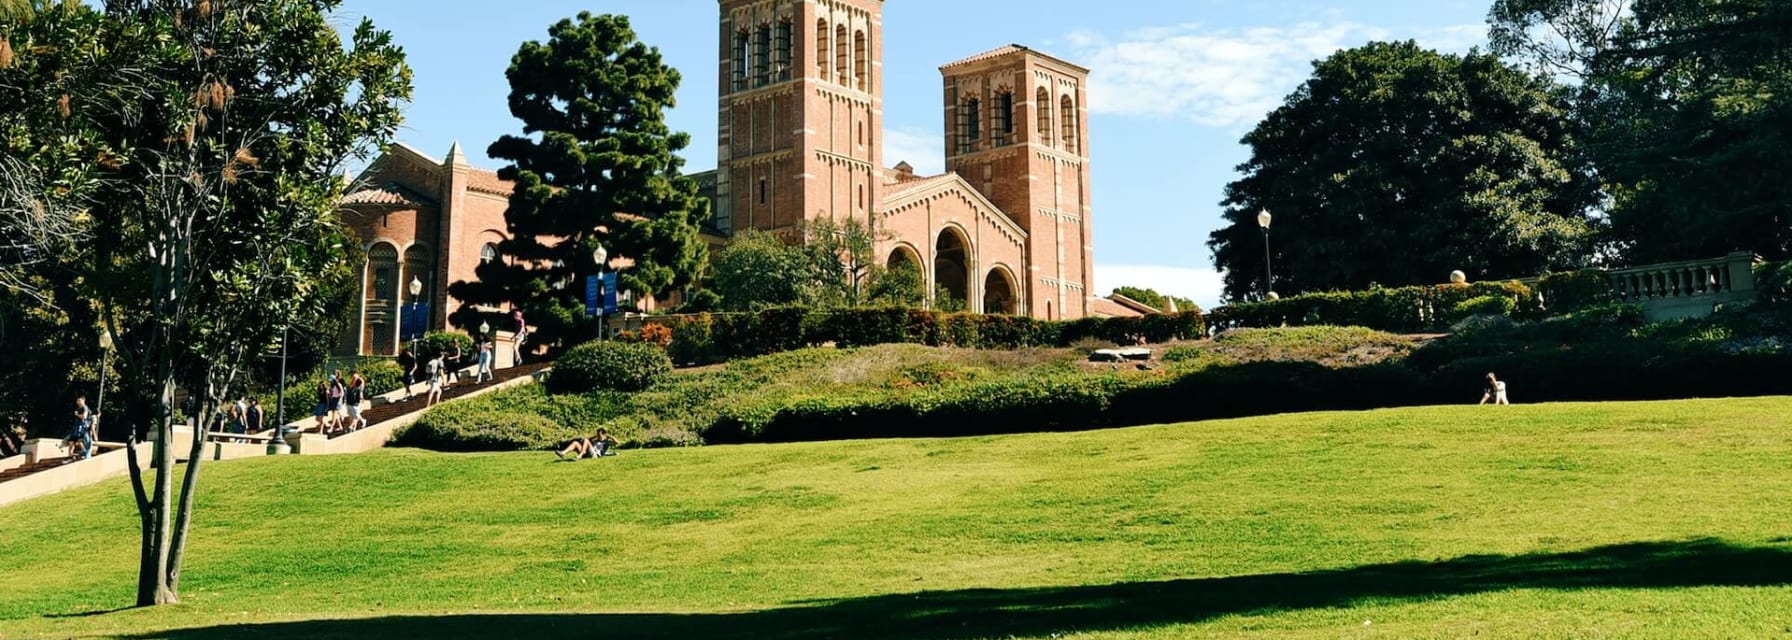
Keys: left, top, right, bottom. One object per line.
{"left": 717, "top": 0, "right": 884, "bottom": 237}
{"left": 940, "top": 46, "right": 1093, "bottom": 319}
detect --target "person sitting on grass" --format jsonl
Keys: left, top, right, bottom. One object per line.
{"left": 1479, "top": 372, "right": 1510, "bottom": 405}
{"left": 556, "top": 429, "right": 619, "bottom": 460}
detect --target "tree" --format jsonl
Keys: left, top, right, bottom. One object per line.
{"left": 1489, "top": 0, "right": 1633, "bottom": 80}
{"left": 449, "top": 13, "right": 708, "bottom": 349}
{"left": 710, "top": 229, "right": 811, "bottom": 311}
{"left": 0, "top": 0, "right": 410, "bottom": 606}
{"left": 1207, "top": 42, "right": 1598, "bottom": 302}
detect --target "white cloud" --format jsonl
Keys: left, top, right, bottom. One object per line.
{"left": 881, "top": 127, "right": 945, "bottom": 176}
{"left": 1094, "top": 264, "right": 1227, "bottom": 311}
{"left": 1070, "top": 22, "right": 1486, "bottom": 129}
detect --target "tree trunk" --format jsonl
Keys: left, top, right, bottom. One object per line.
{"left": 164, "top": 390, "right": 209, "bottom": 596}
{"left": 140, "top": 375, "right": 179, "bottom": 606}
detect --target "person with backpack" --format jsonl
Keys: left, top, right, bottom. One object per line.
{"left": 66, "top": 396, "right": 96, "bottom": 460}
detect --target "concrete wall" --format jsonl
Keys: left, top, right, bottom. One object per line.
{"left": 0, "top": 445, "right": 151, "bottom": 509}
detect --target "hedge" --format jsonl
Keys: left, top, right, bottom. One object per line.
{"left": 1208, "top": 281, "right": 1539, "bottom": 333}
{"left": 1758, "top": 261, "right": 1792, "bottom": 303}
{"left": 654, "top": 308, "right": 1206, "bottom": 366}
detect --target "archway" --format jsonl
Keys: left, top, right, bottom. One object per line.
{"left": 934, "top": 228, "right": 970, "bottom": 311}
{"left": 983, "top": 267, "right": 1017, "bottom": 315}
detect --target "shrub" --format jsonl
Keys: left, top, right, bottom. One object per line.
{"left": 1450, "top": 295, "right": 1517, "bottom": 321}
{"left": 549, "top": 341, "right": 673, "bottom": 393}
{"left": 261, "top": 358, "right": 404, "bottom": 422}
{"left": 1757, "top": 261, "right": 1792, "bottom": 303}
{"left": 1537, "top": 269, "right": 1612, "bottom": 313}
{"left": 414, "top": 331, "right": 474, "bottom": 360}
{"left": 395, "top": 403, "right": 575, "bottom": 452}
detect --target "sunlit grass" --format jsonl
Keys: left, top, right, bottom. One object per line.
{"left": 4, "top": 397, "right": 1792, "bottom": 638}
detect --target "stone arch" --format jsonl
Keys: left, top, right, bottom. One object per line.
{"left": 834, "top": 24, "right": 849, "bottom": 86}
{"left": 1060, "top": 94, "right": 1078, "bottom": 152}
{"left": 815, "top": 19, "right": 830, "bottom": 80}
{"left": 983, "top": 265, "right": 1018, "bottom": 315}
{"left": 934, "top": 226, "right": 972, "bottom": 310}
{"left": 1036, "top": 86, "right": 1052, "bottom": 146}
{"left": 887, "top": 242, "right": 923, "bottom": 270}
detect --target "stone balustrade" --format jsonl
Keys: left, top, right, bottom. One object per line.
{"left": 1604, "top": 251, "right": 1759, "bottom": 321}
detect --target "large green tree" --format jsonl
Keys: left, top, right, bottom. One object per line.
{"left": 450, "top": 13, "right": 708, "bottom": 349}
{"left": 1494, "top": 0, "right": 1792, "bottom": 263}
{"left": 709, "top": 219, "right": 926, "bottom": 311}
{"left": 0, "top": 0, "right": 410, "bottom": 605}
{"left": 1110, "top": 286, "right": 1199, "bottom": 313}
{"left": 1208, "top": 41, "right": 1598, "bottom": 302}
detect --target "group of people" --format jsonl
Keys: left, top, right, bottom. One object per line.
{"left": 313, "top": 370, "right": 369, "bottom": 436}
{"left": 397, "top": 336, "right": 498, "bottom": 408}
{"left": 208, "top": 396, "right": 267, "bottom": 442}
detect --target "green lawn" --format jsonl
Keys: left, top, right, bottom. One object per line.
{"left": 5, "top": 398, "right": 1792, "bottom": 638}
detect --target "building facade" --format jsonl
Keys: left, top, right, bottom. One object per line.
{"left": 699, "top": 0, "right": 1096, "bottom": 319}
{"left": 336, "top": 0, "right": 1101, "bottom": 355}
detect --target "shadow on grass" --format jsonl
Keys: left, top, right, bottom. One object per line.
{"left": 117, "top": 539, "right": 1791, "bottom": 640}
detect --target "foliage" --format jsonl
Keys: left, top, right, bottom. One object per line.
{"left": 710, "top": 229, "right": 810, "bottom": 310}
{"left": 264, "top": 358, "right": 404, "bottom": 424}
{"left": 1536, "top": 269, "right": 1613, "bottom": 313}
{"left": 1451, "top": 295, "right": 1519, "bottom": 321}
{"left": 1492, "top": 0, "right": 1792, "bottom": 263}
{"left": 1208, "top": 41, "right": 1597, "bottom": 302}
{"left": 0, "top": 0, "right": 413, "bottom": 606}
{"left": 395, "top": 401, "right": 576, "bottom": 452}
{"left": 1758, "top": 261, "right": 1792, "bottom": 303}
{"left": 448, "top": 12, "right": 709, "bottom": 350}
{"left": 412, "top": 331, "right": 474, "bottom": 361}
{"left": 1209, "top": 281, "right": 1538, "bottom": 333}
{"left": 548, "top": 340, "right": 673, "bottom": 394}
{"left": 1110, "top": 286, "right": 1200, "bottom": 313}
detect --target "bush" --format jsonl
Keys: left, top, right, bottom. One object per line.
{"left": 261, "top": 358, "right": 404, "bottom": 422}
{"left": 1211, "top": 282, "right": 1536, "bottom": 333}
{"left": 1537, "top": 269, "right": 1612, "bottom": 313}
{"left": 1757, "top": 261, "right": 1792, "bottom": 303}
{"left": 414, "top": 331, "right": 474, "bottom": 360}
{"left": 395, "top": 404, "right": 575, "bottom": 452}
{"left": 1450, "top": 295, "right": 1517, "bottom": 321}
{"left": 549, "top": 341, "right": 673, "bottom": 393}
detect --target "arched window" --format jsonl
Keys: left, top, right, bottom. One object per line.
{"left": 774, "top": 20, "right": 792, "bottom": 82}
{"left": 1036, "top": 87, "right": 1053, "bottom": 146}
{"left": 732, "top": 29, "right": 749, "bottom": 92}
{"left": 835, "top": 24, "right": 849, "bottom": 87}
{"left": 753, "top": 24, "right": 771, "bottom": 86}
{"left": 858, "top": 184, "right": 865, "bottom": 210}
{"left": 1060, "top": 95, "right": 1078, "bottom": 153}
{"left": 815, "top": 20, "right": 829, "bottom": 80}
{"left": 853, "top": 30, "right": 867, "bottom": 91}
{"left": 956, "top": 97, "right": 981, "bottom": 154}
{"left": 993, "top": 89, "right": 1014, "bottom": 146}
{"left": 480, "top": 243, "right": 499, "bottom": 265}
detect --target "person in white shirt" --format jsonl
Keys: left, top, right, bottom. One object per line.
{"left": 1479, "top": 372, "right": 1510, "bottom": 405}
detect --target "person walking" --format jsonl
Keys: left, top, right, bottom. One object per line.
{"left": 425, "top": 351, "right": 446, "bottom": 407}
{"left": 66, "top": 396, "right": 96, "bottom": 460}
{"left": 245, "top": 398, "right": 264, "bottom": 435}
{"left": 512, "top": 309, "right": 528, "bottom": 366}
{"left": 474, "top": 338, "right": 494, "bottom": 384}
{"left": 344, "top": 370, "right": 367, "bottom": 431}
{"left": 398, "top": 348, "right": 418, "bottom": 402}
{"left": 445, "top": 342, "right": 465, "bottom": 387}
{"left": 312, "top": 378, "right": 333, "bottom": 434}
{"left": 1479, "top": 372, "right": 1510, "bottom": 405}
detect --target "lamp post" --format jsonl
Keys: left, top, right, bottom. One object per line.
{"left": 408, "top": 276, "right": 424, "bottom": 355}
{"left": 271, "top": 324, "right": 290, "bottom": 454}
{"left": 96, "top": 330, "right": 112, "bottom": 439}
{"left": 592, "top": 244, "right": 609, "bottom": 341}
{"left": 1256, "top": 209, "right": 1274, "bottom": 300}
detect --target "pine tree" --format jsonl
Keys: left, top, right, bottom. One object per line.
{"left": 450, "top": 13, "right": 708, "bottom": 348}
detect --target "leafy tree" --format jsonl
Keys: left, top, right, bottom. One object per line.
{"left": 1110, "top": 286, "right": 1199, "bottom": 313}
{"left": 867, "top": 260, "right": 926, "bottom": 308}
{"left": 0, "top": 0, "right": 410, "bottom": 606}
{"left": 710, "top": 229, "right": 811, "bottom": 311}
{"left": 1489, "top": 0, "right": 1633, "bottom": 80}
{"left": 450, "top": 13, "right": 708, "bottom": 349}
{"left": 1208, "top": 41, "right": 1598, "bottom": 302}
{"left": 801, "top": 217, "right": 883, "bottom": 308}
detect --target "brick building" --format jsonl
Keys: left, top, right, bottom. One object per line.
{"left": 338, "top": 142, "right": 515, "bottom": 356}
{"left": 336, "top": 0, "right": 1100, "bottom": 356}
{"left": 699, "top": 0, "right": 1096, "bottom": 319}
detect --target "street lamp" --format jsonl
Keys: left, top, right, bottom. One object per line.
{"left": 1256, "top": 209, "right": 1274, "bottom": 300}
{"left": 96, "top": 329, "right": 112, "bottom": 439}
{"left": 408, "top": 276, "right": 424, "bottom": 355}
{"left": 592, "top": 244, "right": 609, "bottom": 340}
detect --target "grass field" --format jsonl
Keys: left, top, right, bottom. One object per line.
{"left": 5, "top": 397, "right": 1792, "bottom": 638}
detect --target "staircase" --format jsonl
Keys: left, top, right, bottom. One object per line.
{"left": 330, "top": 362, "right": 551, "bottom": 439}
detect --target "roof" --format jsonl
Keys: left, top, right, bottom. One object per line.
{"left": 466, "top": 170, "right": 513, "bottom": 197}
{"left": 341, "top": 183, "right": 436, "bottom": 208}
{"left": 1108, "top": 294, "right": 1163, "bottom": 315}
{"left": 881, "top": 173, "right": 959, "bottom": 199}
{"left": 939, "top": 43, "right": 1091, "bottom": 73}
{"left": 1089, "top": 297, "right": 1146, "bottom": 318}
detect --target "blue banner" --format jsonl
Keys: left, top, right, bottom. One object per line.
{"left": 401, "top": 302, "right": 430, "bottom": 342}
{"left": 603, "top": 272, "right": 619, "bottom": 315}
{"left": 585, "top": 275, "right": 601, "bottom": 318}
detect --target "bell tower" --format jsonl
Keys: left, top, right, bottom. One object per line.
{"left": 717, "top": 0, "right": 884, "bottom": 237}
{"left": 941, "top": 46, "right": 1093, "bottom": 319}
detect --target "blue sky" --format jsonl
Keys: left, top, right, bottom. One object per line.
{"left": 337, "top": 0, "right": 1490, "bottom": 309}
